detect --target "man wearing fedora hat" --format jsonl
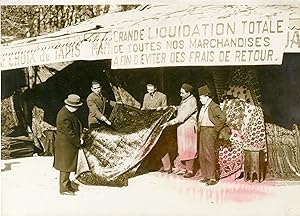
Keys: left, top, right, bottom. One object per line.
{"left": 53, "top": 94, "right": 83, "bottom": 195}
{"left": 197, "top": 85, "right": 226, "bottom": 186}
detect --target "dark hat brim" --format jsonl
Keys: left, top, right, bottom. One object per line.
{"left": 64, "top": 99, "right": 83, "bottom": 107}
{"left": 199, "top": 93, "right": 210, "bottom": 96}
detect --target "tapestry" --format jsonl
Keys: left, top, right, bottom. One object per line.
{"left": 1, "top": 95, "right": 19, "bottom": 136}
{"left": 111, "top": 86, "right": 141, "bottom": 108}
{"left": 31, "top": 106, "right": 57, "bottom": 155}
{"left": 224, "top": 66, "right": 262, "bottom": 106}
{"left": 76, "top": 104, "right": 176, "bottom": 186}
{"left": 218, "top": 99, "right": 245, "bottom": 178}
{"left": 217, "top": 66, "right": 267, "bottom": 178}
{"left": 218, "top": 102, "right": 267, "bottom": 178}
{"left": 26, "top": 63, "right": 72, "bottom": 85}
{"left": 106, "top": 70, "right": 141, "bottom": 109}
{"left": 266, "top": 123, "right": 300, "bottom": 180}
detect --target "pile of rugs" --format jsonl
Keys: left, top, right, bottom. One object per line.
{"left": 1, "top": 136, "right": 40, "bottom": 159}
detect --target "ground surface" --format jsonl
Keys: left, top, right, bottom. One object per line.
{"left": 1, "top": 156, "right": 300, "bottom": 216}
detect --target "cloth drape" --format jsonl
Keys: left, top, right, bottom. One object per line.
{"left": 76, "top": 104, "right": 175, "bottom": 186}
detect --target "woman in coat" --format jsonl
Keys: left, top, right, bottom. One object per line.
{"left": 161, "top": 83, "right": 198, "bottom": 178}
{"left": 53, "top": 94, "right": 83, "bottom": 195}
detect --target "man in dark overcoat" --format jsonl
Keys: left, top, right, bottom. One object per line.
{"left": 197, "top": 85, "right": 226, "bottom": 186}
{"left": 53, "top": 94, "right": 83, "bottom": 195}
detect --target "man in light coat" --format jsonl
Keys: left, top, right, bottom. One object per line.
{"left": 53, "top": 94, "right": 83, "bottom": 195}
{"left": 141, "top": 81, "right": 171, "bottom": 173}
{"left": 161, "top": 83, "right": 198, "bottom": 178}
{"left": 141, "top": 82, "right": 167, "bottom": 110}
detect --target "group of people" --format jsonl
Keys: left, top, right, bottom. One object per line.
{"left": 53, "top": 79, "right": 226, "bottom": 196}
{"left": 142, "top": 82, "right": 226, "bottom": 186}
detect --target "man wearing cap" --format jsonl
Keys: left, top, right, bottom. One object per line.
{"left": 161, "top": 83, "right": 198, "bottom": 178}
{"left": 197, "top": 85, "right": 226, "bottom": 186}
{"left": 87, "top": 80, "right": 116, "bottom": 128}
{"left": 53, "top": 94, "right": 83, "bottom": 195}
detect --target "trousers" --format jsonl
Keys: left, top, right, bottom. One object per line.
{"left": 59, "top": 171, "right": 71, "bottom": 193}
{"left": 198, "top": 127, "right": 218, "bottom": 179}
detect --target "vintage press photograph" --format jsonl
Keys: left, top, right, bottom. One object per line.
{"left": 1, "top": 2, "right": 300, "bottom": 216}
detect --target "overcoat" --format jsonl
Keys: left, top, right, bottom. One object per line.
{"left": 169, "top": 95, "right": 198, "bottom": 161}
{"left": 53, "top": 106, "right": 82, "bottom": 172}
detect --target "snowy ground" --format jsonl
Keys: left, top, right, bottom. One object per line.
{"left": 1, "top": 156, "right": 300, "bottom": 216}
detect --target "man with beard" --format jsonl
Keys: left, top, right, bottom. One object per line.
{"left": 161, "top": 83, "right": 198, "bottom": 178}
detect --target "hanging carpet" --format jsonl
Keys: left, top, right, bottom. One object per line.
{"left": 266, "top": 123, "right": 300, "bottom": 180}
{"left": 216, "top": 66, "right": 267, "bottom": 179}
{"left": 76, "top": 104, "right": 175, "bottom": 186}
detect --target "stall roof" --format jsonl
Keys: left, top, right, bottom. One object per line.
{"left": 1, "top": 5, "right": 300, "bottom": 70}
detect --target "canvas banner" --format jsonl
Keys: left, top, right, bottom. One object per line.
{"left": 0, "top": 32, "right": 113, "bottom": 71}
{"left": 111, "top": 14, "right": 288, "bottom": 69}
{"left": 1, "top": 14, "right": 294, "bottom": 70}
{"left": 284, "top": 18, "right": 300, "bottom": 53}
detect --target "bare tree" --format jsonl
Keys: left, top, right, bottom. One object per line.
{"left": 1, "top": 5, "right": 140, "bottom": 42}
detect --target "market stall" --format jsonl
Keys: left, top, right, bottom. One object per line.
{"left": 1, "top": 5, "right": 300, "bottom": 181}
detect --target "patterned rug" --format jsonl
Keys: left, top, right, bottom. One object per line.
{"left": 76, "top": 104, "right": 175, "bottom": 186}
{"left": 266, "top": 123, "right": 300, "bottom": 180}
{"left": 217, "top": 66, "right": 267, "bottom": 179}
{"left": 1, "top": 95, "right": 19, "bottom": 136}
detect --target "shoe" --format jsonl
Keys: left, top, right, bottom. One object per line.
{"left": 165, "top": 169, "right": 172, "bottom": 174}
{"left": 60, "top": 191, "right": 75, "bottom": 196}
{"left": 71, "top": 180, "right": 80, "bottom": 188}
{"left": 160, "top": 168, "right": 172, "bottom": 174}
{"left": 200, "top": 177, "right": 210, "bottom": 183}
{"left": 205, "top": 180, "right": 217, "bottom": 186}
{"left": 175, "top": 169, "right": 186, "bottom": 175}
{"left": 183, "top": 172, "right": 194, "bottom": 178}
{"left": 68, "top": 186, "right": 78, "bottom": 192}
{"left": 158, "top": 167, "right": 165, "bottom": 172}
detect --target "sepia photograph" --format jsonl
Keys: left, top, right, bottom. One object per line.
{"left": 1, "top": 1, "right": 300, "bottom": 216}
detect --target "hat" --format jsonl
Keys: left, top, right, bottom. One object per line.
{"left": 181, "top": 83, "right": 193, "bottom": 93}
{"left": 198, "top": 85, "right": 211, "bottom": 96}
{"left": 64, "top": 94, "right": 83, "bottom": 107}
